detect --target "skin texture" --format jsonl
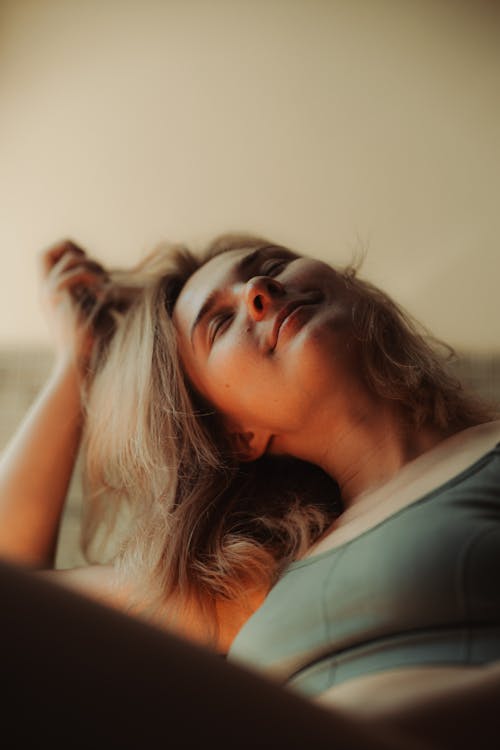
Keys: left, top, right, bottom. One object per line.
{"left": 173, "top": 247, "right": 447, "bottom": 502}
{"left": 173, "top": 247, "right": 361, "bottom": 458}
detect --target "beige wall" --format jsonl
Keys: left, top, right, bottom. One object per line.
{"left": 1, "top": 0, "right": 499, "bottom": 351}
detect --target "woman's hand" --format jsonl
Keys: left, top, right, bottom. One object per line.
{"left": 38, "top": 240, "right": 109, "bottom": 375}
{"left": 0, "top": 240, "right": 109, "bottom": 567}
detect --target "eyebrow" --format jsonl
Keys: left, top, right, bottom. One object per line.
{"left": 189, "top": 246, "right": 289, "bottom": 347}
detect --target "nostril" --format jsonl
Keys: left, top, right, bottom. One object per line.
{"left": 246, "top": 276, "right": 284, "bottom": 315}
{"left": 254, "top": 295, "right": 264, "bottom": 312}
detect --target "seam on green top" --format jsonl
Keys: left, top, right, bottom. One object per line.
{"left": 286, "top": 443, "right": 500, "bottom": 572}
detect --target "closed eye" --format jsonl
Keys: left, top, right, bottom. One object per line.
{"left": 208, "top": 311, "right": 234, "bottom": 344}
{"left": 260, "top": 257, "right": 291, "bottom": 276}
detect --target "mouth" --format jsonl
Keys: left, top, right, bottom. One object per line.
{"left": 270, "top": 293, "right": 323, "bottom": 351}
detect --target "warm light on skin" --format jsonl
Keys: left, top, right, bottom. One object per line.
{"left": 173, "top": 248, "right": 452, "bottom": 501}
{"left": 173, "top": 247, "right": 360, "bottom": 461}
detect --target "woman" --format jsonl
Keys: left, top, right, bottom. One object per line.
{"left": 0, "top": 234, "right": 499, "bottom": 747}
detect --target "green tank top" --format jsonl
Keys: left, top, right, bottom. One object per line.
{"left": 228, "top": 444, "right": 500, "bottom": 696}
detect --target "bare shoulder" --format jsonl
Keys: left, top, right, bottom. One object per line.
{"left": 39, "top": 566, "right": 262, "bottom": 653}
{"left": 39, "top": 564, "right": 130, "bottom": 609}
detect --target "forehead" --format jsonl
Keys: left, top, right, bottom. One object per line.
{"left": 173, "top": 248, "right": 248, "bottom": 333}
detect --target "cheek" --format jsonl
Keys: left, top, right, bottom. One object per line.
{"left": 209, "top": 343, "right": 258, "bottom": 400}
{"left": 207, "top": 350, "right": 275, "bottom": 423}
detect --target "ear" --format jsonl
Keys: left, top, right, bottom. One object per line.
{"left": 226, "top": 425, "right": 272, "bottom": 462}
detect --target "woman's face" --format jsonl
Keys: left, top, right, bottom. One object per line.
{"left": 173, "top": 246, "right": 359, "bottom": 458}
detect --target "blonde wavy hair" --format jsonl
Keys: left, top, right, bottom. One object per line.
{"left": 79, "top": 232, "right": 495, "bottom": 638}
{"left": 80, "top": 234, "right": 340, "bottom": 639}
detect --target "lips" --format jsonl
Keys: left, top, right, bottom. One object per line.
{"left": 270, "top": 294, "right": 322, "bottom": 351}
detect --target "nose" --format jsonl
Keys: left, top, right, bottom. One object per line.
{"left": 244, "top": 276, "right": 284, "bottom": 320}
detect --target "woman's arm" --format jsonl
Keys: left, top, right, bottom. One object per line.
{"left": 0, "top": 240, "right": 107, "bottom": 568}
{"left": 0, "top": 360, "right": 83, "bottom": 566}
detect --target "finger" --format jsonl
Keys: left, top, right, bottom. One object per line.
{"left": 51, "top": 253, "right": 107, "bottom": 278}
{"left": 73, "top": 287, "right": 99, "bottom": 316}
{"left": 39, "top": 240, "right": 86, "bottom": 275}
{"left": 49, "top": 268, "right": 109, "bottom": 298}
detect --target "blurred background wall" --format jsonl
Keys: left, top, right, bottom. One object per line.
{"left": 0, "top": 0, "right": 499, "bottom": 565}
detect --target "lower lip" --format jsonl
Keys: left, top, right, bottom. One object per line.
{"left": 276, "top": 304, "right": 317, "bottom": 347}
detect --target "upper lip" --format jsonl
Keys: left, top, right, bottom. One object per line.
{"left": 269, "top": 293, "right": 322, "bottom": 351}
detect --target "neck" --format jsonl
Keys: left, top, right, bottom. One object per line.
{"left": 280, "top": 393, "right": 452, "bottom": 509}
